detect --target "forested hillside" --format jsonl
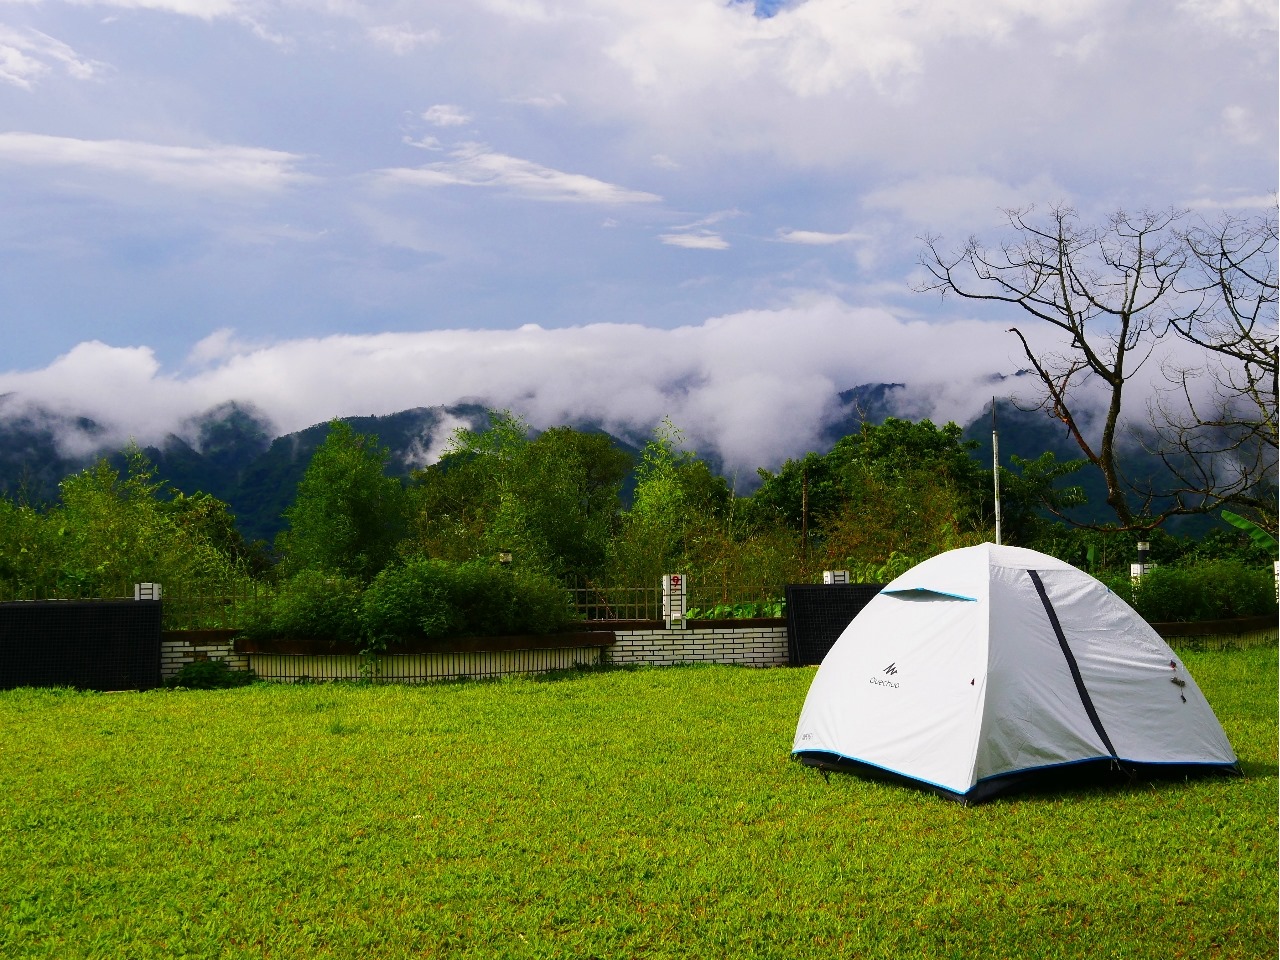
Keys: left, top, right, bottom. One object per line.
{"left": 0, "top": 385, "right": 1223, "bottom": 546}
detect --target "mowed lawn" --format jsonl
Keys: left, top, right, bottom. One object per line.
{"left": 0, "top": 647, "right": 1275, "bottom": 960}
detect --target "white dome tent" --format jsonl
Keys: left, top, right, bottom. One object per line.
{"left": 792, "top": 544, "right": 1239, "bottom": 803}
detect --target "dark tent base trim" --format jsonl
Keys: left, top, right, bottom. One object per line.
{"left": 794, "top": 751, "right": 1242, "bottom": 805}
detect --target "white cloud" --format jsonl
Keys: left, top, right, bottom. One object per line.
{"left": 662, "top": 209, "right": 742, "bottom": 247}
{"left": 422, "top": 104, "right": 472, "bottom": 127}
{"left": 368, "top": 24, "right": 441, "bottom": 55}
{"left": 660, "top": 231, "right": 728, "bottom": 250}
{"left": 38, "top": 0, "right": 247, "bottom": 20}
{"left": 0, "top": 26, "right": 103, "bottom": 88}
{"left": 862, "top": 174, "right": 1071, "bottom": 230}
{"left": 0, "top": 132, "right": 310, "bottom": 192}
{"left": 414, "top": 0, "right": 1272, "bottom": 185}
{"left": 377, "top": 143, "right": 662, "bottom": 204}
{"left": 776, "top": 228, "right": 864, "bottom": 245}
{"left": 597, "top": 0, "right": 1105, "bottom": 102}
{"left": 0, "top": 40, "right": 45, "bottom": 90}
{"left": 1220, "top": 104, "right": 1261, "bottom": 145}
{"left": 504, "top": 93, "right": 567, "bottom": 109}
{"left": 402, "top": 410, "right": 474, "bottom": 469}
{"left": 403, "top": 134, "right": 444, "bottom": 151}
{"left": 1184, "top": 192, "right": 1279, "bottom": 211}
{"left": 1177, "top": 0, "right": 1279, "bottom": 36}
{"left": 0, "top": 296, "right": 1072, "bottom": 476}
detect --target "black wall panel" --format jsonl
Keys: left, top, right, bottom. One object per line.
{"left": 785, "top": 584, "right": 884, "bottom": 666}
{"left": 0, "top": 600, "right": 162, "bottom": 691}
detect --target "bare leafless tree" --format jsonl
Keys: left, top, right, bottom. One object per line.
{"left": 1150, "top": 209, "right": 1278, "bottom": 530}
{"left": 918, "top": 205, "right": 1197, "bottom": 530}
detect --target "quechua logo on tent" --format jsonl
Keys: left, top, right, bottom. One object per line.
{"left": 870, "top": 662, "right": 900, "bottom": 688}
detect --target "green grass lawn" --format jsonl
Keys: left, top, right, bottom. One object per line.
{"left": 0, "top": 647, "right": 1275, "bottom": 959}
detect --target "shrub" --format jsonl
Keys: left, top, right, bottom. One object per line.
{"left": 1102, "top": 560, "right": 1278, "bottom": 623}
{"left": 164, "top": 659, "right": 257, "bottom": 690}
{"left": 506, "top": 568, "right": 583, "bottom": 635}
{"left": 238, "top": 569, "right": 364, "bottom": 645}
{"left": 361, "top": 558, "right": 462, "bottom": 645}
{"left": 685, "top": 601, "right": 784, "bottom": 619}
{"left": 362, "top": 558, "right": 580, "bottom": 646}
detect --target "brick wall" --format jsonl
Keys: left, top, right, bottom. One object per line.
{"left": 607, "top": 623, "right": 789, "bottom": 668}
{"left": 161, "top": 630, "right": 249, "bottom": 680}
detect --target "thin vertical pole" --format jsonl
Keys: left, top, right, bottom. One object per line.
{"left": 800, "top": 463, "right": 809, "bottom": 561}
{"left": 992, "top": 397, "right": 1002, "bottom": 546}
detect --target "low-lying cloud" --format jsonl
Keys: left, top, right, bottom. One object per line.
{"left": 0, "top": 295, "right": 1111, "bottom": 477}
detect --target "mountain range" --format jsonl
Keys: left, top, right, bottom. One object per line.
{"left": 0, "top": 386, "right": 1209, "bottom": 545}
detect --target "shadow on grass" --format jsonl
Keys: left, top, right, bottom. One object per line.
{"left": 985, "top": 766, "right": 1249, "bottom": 806}
{"left": 387, "top": 662, "right": 646, "bottom": 687}
{"left": 798, "top": 756, "right": 1250, "bottom": 806}
{"left": 527, "top": 663, "right": 645, "bottom": 683}
{"left": 526, "top": 661, "right": 730, "bottom": 683}
{"left": 1237, "top": 759, "right": 1277, "bottom": 780}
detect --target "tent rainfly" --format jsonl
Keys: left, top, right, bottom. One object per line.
{"left": 792, "top": 543, "right": 1239, "bottom": 803}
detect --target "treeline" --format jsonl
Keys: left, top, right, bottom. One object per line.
{"left": 0, "top": 412, "right": 1274, "bottom": 634}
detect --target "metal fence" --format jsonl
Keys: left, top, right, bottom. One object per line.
{"left": 567, "top": 578, "right": 786, "bottom": 621}
{"left": 0, "top": 582, "right": 138, "bottom": 607}
{"left": 567, "top": 583, "right": 664, "bottom": 620}
{"left": 0, "top": 580, "right": 267, "bottom": 631}
{"left": 0, "top": 577, "right": 788, "bottom": 628}
{"left": 160, "top": 581, "right": 269, "bottom": 631}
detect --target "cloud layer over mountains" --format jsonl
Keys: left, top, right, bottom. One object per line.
{"left": 1, "top": 294, "right": 1210, "bottom": 478}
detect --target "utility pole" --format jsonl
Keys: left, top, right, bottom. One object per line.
{"left": 801, "top": 463, "right": 809, "bottom": 560}
{"left": 992, "top": 397, "right": 1002, "bottom": 546}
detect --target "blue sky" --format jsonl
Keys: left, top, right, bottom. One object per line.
{"left": 0, "top": 0, "right": 1274, "bottom": 474}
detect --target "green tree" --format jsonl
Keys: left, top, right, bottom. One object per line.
{"left": 750, "top": 418, "right": 992, "bottom": 561}
{"left": 0, "top": 447, "right": 253, "bottom": 599}
{"left": 163, "top": 490, "right": 273, "bottom": 577}
{"left": 0, "top": 496, "right": 57, "bottom": 594}
{"left": 606, "top": 419, "right": 731, "bottom": 584}
{"left": 999, "top": 451, "right": 1088, "bottom": 545}
{"left": 278, "top": 421, "right": 406, "bottom": 580}
{"left": 405, "top": 413, "right": 629, "bottom": 581}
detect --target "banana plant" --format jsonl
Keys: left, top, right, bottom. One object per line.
{"left": 1221, "top": 510, "right": 1279, "bottom": 556}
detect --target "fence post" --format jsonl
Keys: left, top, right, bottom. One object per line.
{"left": 663, "top": 574, "right": 687, "bottom": 630}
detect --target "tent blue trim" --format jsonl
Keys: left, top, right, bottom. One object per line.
{"left": 791, "top": 748, "right": 967, "bottom": 796}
